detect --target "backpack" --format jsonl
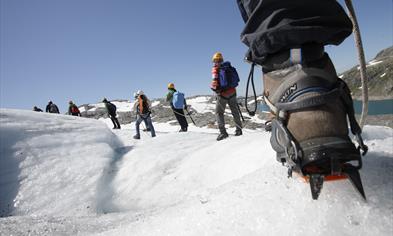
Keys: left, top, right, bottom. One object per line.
{"left": 172, "top": 91, "right": 185, "bottom": 109}
{"left": 107, "top": 102, "right": 117, "bottom": 114}
{"left": 71, "top": 105, "right": 79, "bottom": 114}
{"left": 219, "top": 61, "right": 240, "bottom": 90}
{"left": 138, "top": 95, "right": 150, "bottom": 114}
{"left": 50, "top": 104, "right": 59, "bottom": 113}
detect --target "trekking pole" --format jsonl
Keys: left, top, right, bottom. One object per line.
{"left": 237, "top": 102, "right": 245, "bottom": 122}
{"left": 185, "top": 108, "right": 196, "bottom": 126}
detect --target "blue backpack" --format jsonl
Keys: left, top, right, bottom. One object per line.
{"left": 219, "top": 61, "right": 240, "bottom": 90}
{"left": 172, "top": 91, "right": 185, "bottom": 109}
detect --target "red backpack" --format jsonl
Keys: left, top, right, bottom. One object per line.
{"left": 71, "top": 106, "right": 80, "bottom": 114}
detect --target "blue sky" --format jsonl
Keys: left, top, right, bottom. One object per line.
{"left": 1, "top": 0, "right": 392, "bottom": 112}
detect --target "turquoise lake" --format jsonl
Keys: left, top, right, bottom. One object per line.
{"left": 353, "top": 99, "right": 393, "bottom": 115}
{"left": 259, "top": 99, "right": 393, "bottom": 115}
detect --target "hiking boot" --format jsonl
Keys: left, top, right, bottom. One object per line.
{"left": 216, "top": 131, "right": 229, "bottom": 141}
{"left": 235, "top": 129, "right": 242, "bottom": 136}
{"left": 152, "top": 134, "right": 156, "bottom": 138}
{"left": 179, "top": 127, "right": 188, "bottom": 132}
{"left": 133, "top": 134, "right": 140, "bottom": 140}
{"left": 262, "top": 51, "right": 366, "bottom": 176}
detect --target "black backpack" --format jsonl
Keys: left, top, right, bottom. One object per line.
{"left": 107, "top": 102, "right": 117, "bottom": 114}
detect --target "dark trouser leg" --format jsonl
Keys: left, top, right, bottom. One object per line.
{"left": 143, "top": 119, "right": 149, "bottom": 130}
{"left": 135, "top": 116, "right": 143, "bottom": 137}
{"left": 144, "top": 115, "right": 156, "bottom": 137}
{"left": 114, "top": 117, "right": 121, "bottom": 128}
{"left": 237, "top": 0, "right": 352, "bottom": 65}
{"left": 215, "top": 96, "right": 228, "bottom": 133}
{"left": 227, "top": 95, "right": 242, "bottom": 131}
{"left": 173, "top": 108, "right": 188, "bottom": 130}
{"left": 110, "top": 116, "right": 117, "bottom": 128}
{"left": 110, "top": 115, "right": 121, "bottom": 128}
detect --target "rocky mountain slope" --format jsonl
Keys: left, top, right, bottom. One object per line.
{"left": 340, "top": 46, "right": 393, "bottom": 100}
{"left": 79, "top": 96, "right": 267, "bottom": 130}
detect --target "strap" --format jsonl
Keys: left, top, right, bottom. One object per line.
{"left": 263, "top": 86, "right": 341, "bottom": 119}
{"left": 263, "top": 44, "right": 325, "bottom": 72}
{"left": 276, "top": 87, "right": 341, "bottom": 111}
{"left": 338, "top": 79, "right": 368, "bottom": 155}
{"left": 290, "top": 48, "right": 302, "bottom": 64}
{"left": 269, "top": 67, "right": 337, "bottom": 104}
{"left": 263, "top": 95, "right": 287, "bottom": 119}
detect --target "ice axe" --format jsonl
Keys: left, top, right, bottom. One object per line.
{"left": 185, "top": 107, "right": 196, "bottom": 126}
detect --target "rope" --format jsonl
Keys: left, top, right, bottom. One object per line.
{"left": 171, "top": 108, "right": 196, "bottom": 126}
{"left": 344, "top": 0, "right": 368, "bottom": 129}
{"left": 245, "top": 63, "right": 258, "bottom": 116}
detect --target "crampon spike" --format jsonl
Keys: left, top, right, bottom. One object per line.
{"left": 309, "top": 174, "right": 324, "bottom": 200}
{"left": 342, "top": 165, "right": 367, "bottom": 201}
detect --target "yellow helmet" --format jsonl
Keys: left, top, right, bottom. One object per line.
{"left": 168, "top": 83, "right": 175, "bottom": 89}
{"left": 212, "top": 52, "right": 223, "bottom": 63}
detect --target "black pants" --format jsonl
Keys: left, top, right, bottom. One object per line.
{"left": 173, "top": 108, "right": 188, "bottom": 130}
{"left": 110, "top": 115, "right": 121, "bottom": 129}
{"left": 237, "top": 0, "right": 352, "bottom": 65}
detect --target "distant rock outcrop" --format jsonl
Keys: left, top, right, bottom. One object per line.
{"left": 79, "top": 96, "right": 268, "bottom": 130}
{"left": 340, "top": 45, "right": 393, "bottom": 100}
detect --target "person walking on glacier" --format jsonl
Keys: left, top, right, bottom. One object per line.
{"left": 166, "top": 83, "right": 188, "bottom": 132}
{"left": 210, "top": 52, "right": 243, "bottom": 141}
{"left": 68, "top": 101, "right": 81, "bottom": 117}
{"left": 103, "top": 98, "right": 121, "bottom": 129}
{"left": 45, "top": 100, "right": 60, "bottom": 114}
{"left": 133, "top": 90, "right": 156, "bottom": 139}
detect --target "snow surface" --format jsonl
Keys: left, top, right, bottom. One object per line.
{"left": 151, "top": 101, "right": 160, "bottom": 107}
{"left": 81, "top": 101, "right": 133, "bottom": 113}
{"left": 0, "top": 109, "right": 392, "bottom": 235}
{"left": 186, "top": 96, "right": 216, "bottom": 114}
{"left": 357, "top": 59, "right": 384, "bottom": 70}
{"left": 111, "top": 101, "right": 133, "bottom": 112}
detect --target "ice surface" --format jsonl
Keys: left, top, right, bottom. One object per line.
{"left": 0, "top": 109, "right": 392, "bottom": 235}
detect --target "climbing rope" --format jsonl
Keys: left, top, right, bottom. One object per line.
{"left": 344, "top": 0, "right": 369, "bottom": 128}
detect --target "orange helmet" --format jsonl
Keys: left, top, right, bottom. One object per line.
{"left": 212, "top": 52, "right": 223, "bottom": 63}
{"left": 168, "top": 83, "right": 175, "bottom": 89}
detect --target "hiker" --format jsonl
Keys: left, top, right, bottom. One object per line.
{"left": 236, "top": 0, "right": 368, "bottom": 198}
{"left": 210, "top": 52, "right": 242, "bottom": 141}
{"left": 103, "top": 98, "right": 121, "bottom": 129}
{"left": 45, "top": 101, "right": 60, "bottom": 114}
{"left": 133, "top": 90, "right": 156, "bottom": 139}
{"left": 133, "top": 92, "right": 150, "bottom": 132}
{"left": 68, "top": 101, "right": 81, "bottom": 116}
{"left": 33, "top": 106, "right": 43, "bottom": 112}
{"left": 166, "top": 83, "right": 188, "bottom": 132}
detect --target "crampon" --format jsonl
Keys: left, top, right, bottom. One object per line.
{"left": 260, "top": 49, "right": 368, "bottom": 200}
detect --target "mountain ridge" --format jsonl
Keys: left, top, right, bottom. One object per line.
{"left": 340, "top": 45, "right": 393, "bottom": 100}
